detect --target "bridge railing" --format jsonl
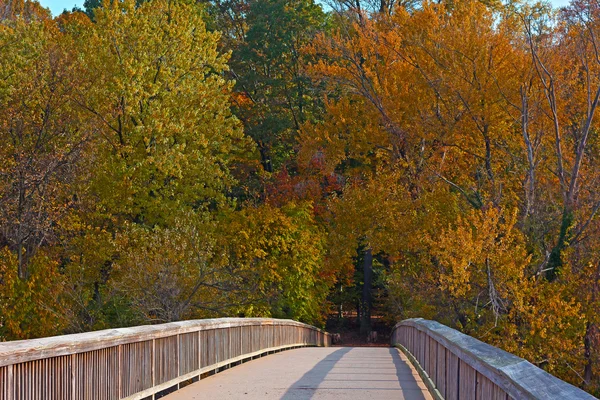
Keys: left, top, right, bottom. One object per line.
{"left": 392, "top": 318, "right": 596, "bottom": 400}
{"left": 0, "top": 317, "right": 330, "bottom": 400}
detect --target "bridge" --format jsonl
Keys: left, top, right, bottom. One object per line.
{"left": 0, "top": 318, "right": 595, "bottom": 400}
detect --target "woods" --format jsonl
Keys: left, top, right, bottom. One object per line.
{"left": 2, "top": 0, "right": 600, "bottom": 394}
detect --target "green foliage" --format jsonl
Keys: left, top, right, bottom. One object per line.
{"left": 0, "top": 249, "right": 67, "bottom": 340}
{"left": 79, "top": 0, "right": 250, "bottom": 227}
{"left": 229, "top": 0, "right": 328, "bottom": 172}
{"left": 216, "top": 202, "right": 328, "bottom": 325}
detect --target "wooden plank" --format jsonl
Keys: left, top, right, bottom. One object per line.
{"left": 117, "top": 344, "right": 122, "bottom": 399}
{"left": 197, "top": 330, "right": 201, "bottom": 374}
{"left": 200, "top": 330, "right": 207, "bottom": 368}
{"left": 253, "top": 325, "right": 259, "bottom": 353}
{"left": 229, "top": 327, "right": 233, "bottom": 361}
{"left": 151, "top": 339, "right": 155, "bottom": 388}
{"left": 418, "top": 331, "right": 424, "bottom": 366}
{"left": 75, "top": 346, "right": 119, "bottom": 400}
{"left": 6, "top": 365, "right": 12, "bottom": 400}
{"left": 120, "top": 340, "right": 152, "bottom": 397}
{"left": 240, "top": 326, "right": 247, "bottom": 355}
{"left": 0, "top": 366, "right": 8, "bottom": 400}
{"left": 176, "top": 334, "right": 180, "bottom": 381}
{"left": 445, "top": 351, "right": 459, "bottom": 400}
{"left": 179, "top": 332, "right": 199, "bottom": 375}
{"left": 477, "top": 372, "right": 507, "bottom": 400}
{"left": 8, "top": 365, "right": 13, "bottom": 400}
{"left": 436, "top": 343, "right": 446, "bottom": 397}
{"left": 12, "top": 356, "right": 72, "bottom": 400}
{"left": 219, "top": 328, "right": 229, "bottom": 362}
{"left": 423, "top": 333, "right": 430, "bottom": 376}
{"left": 208, "top": 329, "right": 216, "bottom": 366}
{"left": 421, "top": 331, "right": 426, "bottom": 367}
{"left": 458, "top": 359, "right": 476, "bottom": 400}
{"left": 155, "top": 336, "right": 177, "bottom": 385}
{"left": 235, "top": 326, "right": 241, "bottom": 358}
{"left": 428, "top": 337, "right": 437, "bottom": 381}
{"left": 70, "top": 354, "right": 75, "bottom": 400}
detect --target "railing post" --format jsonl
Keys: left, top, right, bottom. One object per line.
{"left": 7, "top": 365, "right": 13, "bottom": 400}
{"left": 117, "top": 344, "right": 122, "bottom": 399}
{"left": 228, "top": 327, "right": 232, "bottom": 362}
{"left": 197, "top": 331, "right": 201, "bottom": 375}
{"left": 151, "top": 339, "right": 156, "bottom": 388}
{"left": 70, "top": 354, "right": 76, "bottom": 400}
{"left": 176, "top": 334, "right": 180, "bottom": 379}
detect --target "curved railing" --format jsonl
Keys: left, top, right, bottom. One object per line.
{"left": 391, "top": 318, "right": 596, "bottom": 400}
{"left": 0, "top": 317, "right": 330, "bottom": 400}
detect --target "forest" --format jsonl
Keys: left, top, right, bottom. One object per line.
{"left": 2, "top": 0, "right": 600, "bottom": 393}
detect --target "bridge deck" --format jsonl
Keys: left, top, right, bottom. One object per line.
{"left": 165, "top": 347, "right": 433, "bottom": 400}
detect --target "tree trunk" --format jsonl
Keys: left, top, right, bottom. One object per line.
{"left": 338, "top": 285, "right": 343, "bottom": 320}
{"left": 546, "top": 208, "right": 573, "bottom": 281}
{"left": 584, "top": 322, "right": 594, "bottom": 386}
{"left": 17, "top": 174, "right": 26, "bottom": 280}
{"left": 360, "top": 247, "right": 373, "bottom": 337}
{"left": 258, "top": 142, "right": 272, "bottom": 173}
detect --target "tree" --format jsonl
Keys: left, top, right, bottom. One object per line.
{"left": 228, "top": 0, "right": 327, "bottom": 172}
{"left": 76, "top": 0, "right": 249, "bottom": 227}
{"left": 215, "top": 202, "right": 329, "bottom": 325}
{"left": 0, "top": 6, "right": 90, "bottom": 339}
{"left": 0, "top": 0, "right": 50, "bottom": 21}
{"left": 55, "top": 0, "right": 253, "bottom": 330}
{"left": 0, "top": 15, "right": 89, "bottom": 280}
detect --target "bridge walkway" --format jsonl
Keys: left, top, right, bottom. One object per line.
{"left": 165, "top": 347, "right": 433, "bottom": 400}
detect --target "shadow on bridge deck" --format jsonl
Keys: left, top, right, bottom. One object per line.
{"left": 279, "top": 347, "right": 352, "bottom": 398}
{"left": 165, "top": 347, "right": 432, "bottom": 400}
{"left": 280, "top": 347, "right": 431, "bottom": 399}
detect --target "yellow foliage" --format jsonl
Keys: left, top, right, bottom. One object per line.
{"left": 0, "top": 249, "right": 67, "bottom": 340}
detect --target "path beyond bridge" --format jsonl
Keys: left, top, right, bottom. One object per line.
{"left": 165, "top": 347, "right": 433, "bottom": 400}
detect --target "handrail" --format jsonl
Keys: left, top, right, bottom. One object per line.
{"left": 0, "top": 317, "right": 330, "bottom": 400}
{"left": 391, "top": 318, "right": 596, "bottom": 400}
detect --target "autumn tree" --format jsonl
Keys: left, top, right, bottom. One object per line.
{"left": 0, "top": 3, "right": 91, "bottom": 338}
{"left": 301, "top": 0, "right": 598, "bottom": 386}
{"left": 0, "top": 0, "right": 50, "bottom": 21}
{"left": 520, "top": 1, "right": 600, "bottom": 389}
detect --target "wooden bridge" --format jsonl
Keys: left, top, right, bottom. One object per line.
{"left": 0, "top": 317, "right": 595, "bottom": 399}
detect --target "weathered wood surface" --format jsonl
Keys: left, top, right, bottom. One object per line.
{"left": 0, "top": 317, "right": 330, "bottom": 400}
{"left": 164, "top": 347, "right": 434, "bottom": 400}
{"left": 391, "top": 318, "right": 597, "bottom": 400}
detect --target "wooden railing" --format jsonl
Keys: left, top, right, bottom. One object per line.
{"left": 392, "top": 318, "right": 596, "bottom": 400}
{"left": 0, "top": 317, "right": 330, "bottom": 400}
